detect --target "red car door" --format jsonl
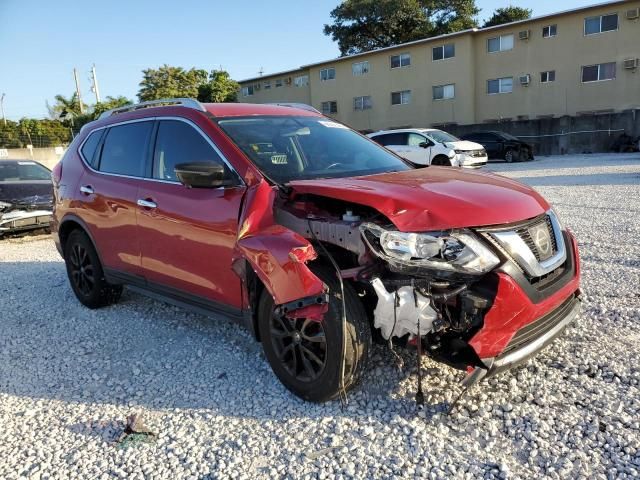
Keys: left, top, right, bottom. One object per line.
{"left": 76, "top": 120, "right": 154, "bottom": 278}
{"left": 136, "top": 118, "right": 246, "bottom": 309}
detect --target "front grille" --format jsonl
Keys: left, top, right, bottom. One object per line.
{"left": 513, "top": 215, "right": 557, "bottom": 261}
{"left": 500, "top": 295, "right": 578, "bottom": 357}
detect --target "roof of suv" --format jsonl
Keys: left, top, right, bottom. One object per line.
{"left": 204, "top": 103, "right": 321, "bottom": 118}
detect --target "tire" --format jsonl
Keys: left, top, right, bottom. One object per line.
{"left": 64, "top": 229, "right": 123, "bottom": 309}
{"left": 504, "top": 149, "right": 517, "bottom": 163}
{"left": 258, "top": 264, "right": 371, "bottom": 402}
{"left": 431, "top": 155, "right": 452, "bottom": 166}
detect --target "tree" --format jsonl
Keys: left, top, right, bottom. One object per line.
{"left": 323, "top": 0, "right": 480, "bottom": 56}
{"left": 197, "top": 70, "right": 239, "bottom": 103}
{"left": 47, "top": 93, "right": 83, "bottom": 121}
{"left": 92, "top": 96, "right": 133, "bottom": 117}
{"left": 137, "top": 65, "right": 208, "bottom": 101}
{"left": 483, "top": 6, "right": 532, "bottom": 28}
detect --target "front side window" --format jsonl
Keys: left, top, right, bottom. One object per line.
{"left": 424, "top": 130, "right": 460, "bottom": 144}
{"left": 542, "top": 24, "right": 557, "bottom": 38}
{"left": 407, "top": 133, "right": 427, "bottom": 147}
{"left": 433, "top": 84, "right": 455, "bottom": 100}
{"left": 390, "top": 53, "right": 411, "bottom": 68}
{"left": 354, "top": 96, "right": 372, "bottom": 110}
{"left": 98, "top": 121, "right": 152, "bottom": 177}
{"left": 153, "top": 120, "right": 224, "bottom": 182}
{"left": 487, "top": 34, "right": 514, "bottom": 53}
{"left": 0, "top": 161, "right": 51, "bottom": 181}
{"left": 487, "top": 77, "right": 513, "bottom": 94}
{"left": 581, "top": 62, "right": 616, "bottom": 82}
{"left": 217, "top": 116, "right": 410, "bottom": 184}
{"left": 241, "top": 85, "right": 254, "bottom": 97}
{"left": 294, "top": 75, "right": 309, "bottom": 87}
{"left": 320, "top": 68, "right": 336, "bottom": 81}
{"left": 432, "top": 43, "right": 455, "bottom": 61}
{"left": 321, "top": 101, "right": 338, "bottom": 114}
{"left": 540, "top": 70, "right": 556, "bottom": 83}
{"left": 391, "top": 90, "right": 411, "bottom": 105}
{"left": 352, "top": 61, "right": 370, "bottom": 76}
{"left": 585, "top": 14, "right": 618, "bottom": 35}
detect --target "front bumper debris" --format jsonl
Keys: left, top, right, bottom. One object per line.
{"left": 0, "top": 210, "right": 53, "bottom": 235}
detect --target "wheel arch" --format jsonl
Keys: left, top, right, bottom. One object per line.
{"left": 58, "top": 215, "right": 101, "bottom": 264}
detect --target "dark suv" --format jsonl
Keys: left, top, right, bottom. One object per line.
{"left": 461, "top": 131, "right": 534, "bottom": 162}
{"left": 52, "top": 99, "right": 580, "bottom": 402}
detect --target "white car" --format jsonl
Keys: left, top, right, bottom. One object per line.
{"left": 368, "top": 128, "right": 488, "bottom": 168}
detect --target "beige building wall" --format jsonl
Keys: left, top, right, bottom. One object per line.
{"left": 240, "top": 69, "right": 311, "bottom": 105}
{"left": 238, "top": 0, "right": 640, "bottom": 129}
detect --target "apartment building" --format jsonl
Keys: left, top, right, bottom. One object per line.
{"left": 238, "top": 0, "right": 640, "bottom": 132}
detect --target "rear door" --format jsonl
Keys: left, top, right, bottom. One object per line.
{"left": 136, "top": 118, "right": 246, "bottom": 309}
{"left": 77, "top": 120, "right": 153, "bottom": 278}
{"left": 405, "top": 132, "right": 432, "bottom": 165}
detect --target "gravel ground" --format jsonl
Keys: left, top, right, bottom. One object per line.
{"left": 1, "top": 153, "right": 639, "bottom": 479}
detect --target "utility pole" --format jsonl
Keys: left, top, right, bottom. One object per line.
{"left": 90, "top": 64, "right": 101, "bottom": 103}
{"left": 73, "top": 68, "right": 85, "bottom": 114}
{"left": 0, "top": 93, "right": 6, "bottom": 126}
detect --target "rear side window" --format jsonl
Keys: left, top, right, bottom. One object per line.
{"left": 99, "top": 122, "right": 153, "bottom": 177}
{"left": 373, "top": 132, "right": 408, "bottom": 146}
{"left": 153, "top": 120, "right": 224, "bottom": 182}
{"left": 80, "top": 130, "right": 103, "bottom": 167}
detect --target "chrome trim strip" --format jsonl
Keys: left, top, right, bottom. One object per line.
{"left": 98, "top": 98, "right": 206, "bottom": 120}
{"left": 490, "top": 209, "right": 566, "bottom": 277}
{"left": 492, "top": 299, "right": 580, "bottom": 369}
{"left": 77, "top": 116, "right": 245, "bottom": 187}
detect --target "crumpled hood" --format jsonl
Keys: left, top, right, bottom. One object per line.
{"left": 289, "top": 167, "right": 549, "bottom": 231}
{"left": 445, "top": 140, "right": 484, "bottom": 151}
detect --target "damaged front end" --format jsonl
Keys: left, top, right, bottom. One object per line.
{"left": 0, "top": 197, "right": 53, "bottom": 236}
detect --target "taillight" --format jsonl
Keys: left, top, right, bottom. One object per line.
{"left": 52, "top": 161, "right": 63, "bottom": 184}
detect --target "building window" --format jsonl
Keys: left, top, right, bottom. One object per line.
{"left": 487, "top": 77, "right": 513, "bottom": 94}
{"left": 241, "top": 85, "right": 254, "bottom": 97}
{"left": 354, "top": 96, "right": 372, "bottom": 110}
{"left": 352, "top": 61, "right": 370, "bottom": 76}
{"left": 542, "top": 24, "right": 557, "bottom": 38}
{"left": 263, "top": 81, "right": 271, "bottom": 90}
{"left": 433, "top": 84, "right": 455, "bottom": 100}
{"left": 584, "top": 14, "right": 618, "bottom": 35}
{"left": 487, "top": 34, "right": 514, "bottom": 53}
{"left": 320, "top": 68, "right": 336, "bottom": 81}
{"left": 390, "top": 53, "right": 411, "bottom": 69}
{"left": 275, "top": 79, "right": 283, "bottom": 88}
{"left": 581, "top": 62, "right": 616, "bottom": 82}
{"left": 321, "top": 101, "right": 338, "bottom": 114}
{"left": 294, "top": 75, "right": 309, "bottom": 87}
{"left": 540, "top": 70, "right": 556, "bottom": 83}
{"left": 391, "top": 90, "right": 411, "bottom": 105}
{"left": 432, "top": 44, "right": 455, "bottom": 61}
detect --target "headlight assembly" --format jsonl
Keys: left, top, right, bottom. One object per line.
{"left": 360, "top": 223, "right": 500, "bottom": 275}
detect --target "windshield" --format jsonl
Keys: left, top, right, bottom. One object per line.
{"left": 217, "top": 116, "right": 411, "bottom": 183}
{"left": 424, "top": 129, "right": 460, "bottom": 144}
{"left": 0, "top": 161, "right": 51, "bottom": 181}
{"left": 498, "top": 132, "right": 520, "bottom": 141}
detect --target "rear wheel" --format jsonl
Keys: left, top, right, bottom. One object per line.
{"left": 64, "top": 230, "right": 122, "bottom": 308}
{"left": 431, "top": 155, "right": 452, "bottom": 166}
{"left": 258, "top": 265, "right": 371, "bottom": 402}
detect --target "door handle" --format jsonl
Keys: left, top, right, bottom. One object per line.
{"left": 137, "top": 199, "right": 157, "bottom": 209}
{"left": 80, "top": 185, "right": 94, "bottom": 195}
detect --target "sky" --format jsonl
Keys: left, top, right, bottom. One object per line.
{"left": 0, "top": 0, "right": 601, "bottom": 120}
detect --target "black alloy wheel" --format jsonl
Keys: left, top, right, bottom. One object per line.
{"left": 270, "top": 314, "right": 327, "bottom": 382}
{"left": 68, "top": 242, "right": 95, "bottom": 297}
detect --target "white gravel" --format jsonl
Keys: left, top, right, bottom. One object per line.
{"left": 1, "top": 153, "right": 639, "bottom": 479}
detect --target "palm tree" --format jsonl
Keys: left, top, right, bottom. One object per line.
{"left": 47, "top": 93, "right": 83, "bottom": 120}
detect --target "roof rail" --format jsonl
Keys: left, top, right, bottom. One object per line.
{"left": 98, "top": 98, "right": 206, "bottom": 120}
{"left": 266, "top": 102, "right": 321, "bottom": 114}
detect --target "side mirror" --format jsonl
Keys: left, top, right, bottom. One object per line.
{"left": 174, "top": 162, "right": 230, "bottom": 189}
{"left": 419, "top": 141, "right": 433, "bottom": 149}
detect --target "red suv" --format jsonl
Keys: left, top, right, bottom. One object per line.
{"left": 52, "top": 99, "right": 581, "bottom": 402}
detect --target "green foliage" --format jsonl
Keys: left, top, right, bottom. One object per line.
{"left": 92, "top": 96, "right": 133, "bottom": 117}
{"left": 483, "top": 6, "right": 532, "bottom": 28}
{"left": 137, "top": 65, "right": 209, "bottom": 101}
{"left": 0, "top": 118, "right": 72, "bottom": 148}
{"left": 47, "top": 93, "right": 84, "bottom": 121}
{"left": 323, "top": 0, "right": 480, "bottom": 56}
{"left": 197, "top": 70, "right": 239, "bottom": 103}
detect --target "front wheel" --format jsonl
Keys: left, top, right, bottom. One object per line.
{"left": 258, "top": 265, "right": 371, "bottom": 402}
{"left": 504, "top": 149, "right": 518, "bottom": 163}
{"left": 431, "top": 155, "right": 452, "bottom": 166}
{"left": 64, "top": 230, "right": 123, "bottom": 309}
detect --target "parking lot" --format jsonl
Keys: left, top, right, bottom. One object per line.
{"left": 1, "top": 154, "right": 639, "bottom": 479}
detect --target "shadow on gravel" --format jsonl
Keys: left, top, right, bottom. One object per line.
{"left": 0, "top": 260, "right": 472, "bottom": 421}
{"left": 512, "top": 171, "right": 640, "bottom": 187}
{"left": 486, "top": 154, "right": 640, "bottom": 173}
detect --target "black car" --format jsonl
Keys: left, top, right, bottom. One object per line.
{"left": 0, "top": 159, "right": 54, "bottom": 236}
{"left": 460, "top": 131, "right": 534, "bottom": 162}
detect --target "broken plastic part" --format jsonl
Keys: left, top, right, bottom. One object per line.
{"left": 370, "top": 278, "right": 437, "bottom": 339}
